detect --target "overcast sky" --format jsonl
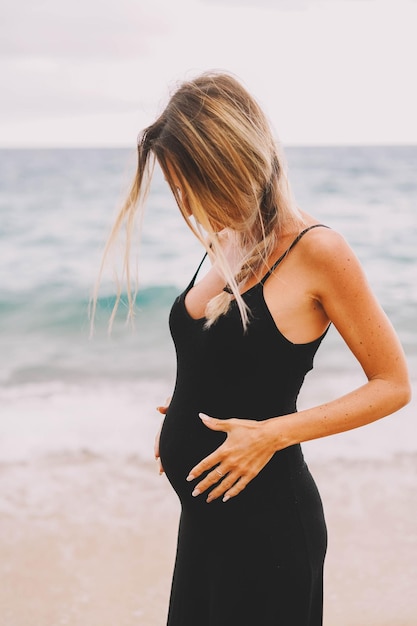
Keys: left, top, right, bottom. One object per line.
{"left": 1, "top": 0, "right": 416, "bottom": 147}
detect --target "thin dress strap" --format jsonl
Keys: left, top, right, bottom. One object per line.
{"left": 260, "top": 223, "right": 330, "bottom": 284}
{"left": 187, "top": 252, "right": 208, "bottom": 289}
{"left": 192, "top": 224, "right": 329, "bottom": 294}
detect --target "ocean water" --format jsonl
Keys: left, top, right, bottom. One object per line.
{"left": 0, "top": 146, "right": 416, "bottom": 465}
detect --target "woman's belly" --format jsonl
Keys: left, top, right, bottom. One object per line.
{"left": 159, "top": 403, "right": 226, "bottom": 504}
{"left": 158, "top": 396, "right": 309, "bottom": 519}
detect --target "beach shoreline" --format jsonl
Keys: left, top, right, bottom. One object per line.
{"left": 1, "top": 452, "right": 415, "bottom": 626}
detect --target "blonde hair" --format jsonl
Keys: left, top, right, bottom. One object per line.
{"left": 94, "top": 70, "right": 303, "bottom": 331}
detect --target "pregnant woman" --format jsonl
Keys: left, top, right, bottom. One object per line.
{"left": 100, "top": 71, "right": 410, "bottom": 625}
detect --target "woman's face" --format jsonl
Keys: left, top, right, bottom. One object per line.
{"left": 164, "top": 161, "right": 192, "bottom": 217}
{"left": 164, "top": 159, "right": 229, "bottom": 233}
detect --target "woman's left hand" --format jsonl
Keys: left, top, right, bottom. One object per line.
{"left": 186, "top": 413, "right": 278, "bottom": 503}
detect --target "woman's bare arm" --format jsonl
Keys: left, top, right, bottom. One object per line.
{"left": 187, "top": 230, "right": 411, "bottom": 503}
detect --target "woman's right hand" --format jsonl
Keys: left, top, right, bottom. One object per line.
{"left": 154, "top": 397, "right": 171, "bottom": 474}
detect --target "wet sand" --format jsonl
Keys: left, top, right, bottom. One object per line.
{"left": 0, "top": 452, "right": 416, "bottom": 626}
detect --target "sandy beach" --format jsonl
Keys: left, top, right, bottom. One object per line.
{"left": 0, "top": 451, "right": 415, "bottom": 626}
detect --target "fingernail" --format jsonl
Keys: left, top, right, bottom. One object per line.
{"left": 186, "top": 474, "right": 195, "bottom": 482}
{"left": 222, "top": 495, "right": 230, "bottom": 503}
{"left": 199, "top": 413, "right": 209, "bottom": 420}
{"left": 192, "top": 489, "right": 200, "bottom": 497}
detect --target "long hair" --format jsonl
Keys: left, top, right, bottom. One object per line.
{"left": 93, "top": 71, "right": 303, "bottom": 331}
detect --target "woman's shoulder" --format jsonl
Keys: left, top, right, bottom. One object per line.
{"left": 297, "top": 216, "right": 354, "bottom": 264}
{"left": 296, "top": 218, "right": 369, "bottom": 298}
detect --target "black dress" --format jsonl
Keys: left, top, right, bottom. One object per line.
{"left": 159, "top": 225, "right": 329, "bottom": 626}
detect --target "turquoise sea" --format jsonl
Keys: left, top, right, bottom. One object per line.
{"left": 0, "top": 146, "right": 416, "bottom": 464}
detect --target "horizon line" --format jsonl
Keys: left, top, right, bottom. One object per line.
{"left": 1, "top": 142, "right": 417, "bottom": 150}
